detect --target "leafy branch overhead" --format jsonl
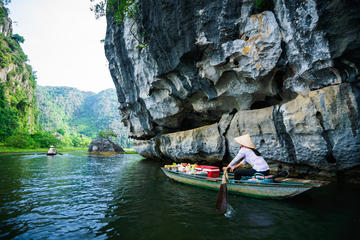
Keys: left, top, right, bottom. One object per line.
{"left": 90, "top": 0, "right": 146, "bottom": 47}
{"left": 90, "top": 0, "right": 136, "bottom": 23}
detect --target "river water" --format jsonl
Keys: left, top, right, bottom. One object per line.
{"left": 0, "top": 152, "right": 358, "bottom": 240}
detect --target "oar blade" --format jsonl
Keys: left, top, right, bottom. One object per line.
{"left": 216, "top": 183, "right": 227, "bottom": 214}
{"left": 216, "top": 170, "right": 228, "bottom": 214}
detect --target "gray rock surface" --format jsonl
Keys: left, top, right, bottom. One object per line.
{"left": 88, "top": 139, "right": 125, "bottom": 153}
{"left": 105, "top": 0, "right": 360, "bottom": 180}
{"left": 0, "top": 2, "right": 12, "bottom": 37}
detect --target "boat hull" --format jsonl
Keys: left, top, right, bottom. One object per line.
{"left": 161, "top": 168, "right": 319, "bottom": 199}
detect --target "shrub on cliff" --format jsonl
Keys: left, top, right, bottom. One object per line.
{"left": 11, "top": 34, "right": 25, "bottom": 43}
{"left": 90, "top": 0, "right": 137, "bottom": 23}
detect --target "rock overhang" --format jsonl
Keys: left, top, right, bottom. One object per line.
{"left": 105, "top": 0, "right": 360, "bottom": 179}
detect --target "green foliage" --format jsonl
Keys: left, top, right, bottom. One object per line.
{"left": 254, "top": 0, "right": 264, "bottom": 10}
{"left": 110, "top": 0, "right": 137, "bottom": 24}
{"left": 0, "top": 4, "right": 6, "bottom": 25}
{"left": 0, "top": 4, "right": 40, "bottom": 148}
{"left": 98, "top": 129, "right": 117, "bottom": 140}
{"left": 253, "top": 0, "right": 272, "bottom": 12}
{"left": 56, "top": 128, "right": 65, "bottom": 135}
{"left": 71, "top": 134, "right": 91, "bottom": 147}
{"left": 90, "top": 0, "right": 146, "bottom": 48}
{"left": 36, "top": 87, "right": 130, "bottom": 148}
{"left": 0, "top": 85, "right": 19, "bottom": 141}
{"left": 4, "top": 130, "right": 61, "bottom": 149}
{"left": 91, "top": 0, "right": 137, "bottom": 23}
{"left": 0, "top": 33, "right": 37, "bottom": 138}
{"left": 11, "top": 34, "right": 25, "bottom": 43}
{"left": 31, "top": 131, "right": 61, "bottom": 148}
{"left": 2, "top": 129, "right": 92, "bottom": 149}
{"left": 0, "top": 34, "right": 28, "bottom": 67}
{"left": 5, "top": 132, "right": 37, "bottom": 148}
{"left": 0, "top": 38, "right": 11, "bottom": 67}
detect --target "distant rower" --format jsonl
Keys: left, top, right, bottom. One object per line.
{"left": 47, "top": 145, "right": 57, "bottom": 155}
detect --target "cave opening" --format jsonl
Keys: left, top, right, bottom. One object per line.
{"left": 250, "top": 94, "right": 283, "bottom": 110}
{"left": 233, "top": 59, "right": 239, "bottom": 66}
{"left": 180, "top": 47, "right": 204, "bottom": 63}
{"left": 325, "top": 153, "right": 336, "bottom": 164}
{"left": 334, "top": 57, "right": 360, "bottom": 83}
{"left": 250, "top": 101, "right": 271, "bottom": 110}
{"left": 274, "top": 70, "right": 285, "bottom": 92}
{"left": 180, "top": 112, "right": 219, "bottom": 131}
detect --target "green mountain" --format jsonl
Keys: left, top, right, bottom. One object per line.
{"left": 36, "top": 86, "right": 130, "bottom": 147}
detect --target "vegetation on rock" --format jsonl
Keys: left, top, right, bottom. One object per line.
{"left": 90, "top": 0, "right": 137, "bottom": 23}
{"left": 1, "top": 2, "right": 37, "bottom": 144}
{"left": 90, "top": 0, "right": 146, "bottom": 47}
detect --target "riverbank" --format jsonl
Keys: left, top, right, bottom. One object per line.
{"left": 0, "top": 146, "right": 137, "bottom": 154}
{"left": 0, "top": 146, "right": 87, "bottom": 153}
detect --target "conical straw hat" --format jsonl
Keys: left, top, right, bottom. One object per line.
{"left": 234, "top": 134, "right": 255, "bottom": 149}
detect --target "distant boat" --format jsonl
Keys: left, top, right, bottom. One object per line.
{"left": 161, "top": 167, "right": 328, "bottom": 199}
{"left": 46, "top": 152, "right": 57, "bottom": 156}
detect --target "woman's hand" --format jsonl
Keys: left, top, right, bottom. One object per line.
{"left": 223, "top": 166, "right": 235, "bottom": 172}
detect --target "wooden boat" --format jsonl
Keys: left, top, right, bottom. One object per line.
{"left": 161, "top": 167, "right": 328, "bottom": 199}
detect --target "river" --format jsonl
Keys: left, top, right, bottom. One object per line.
{"left": 0, "top": 152, "right": 358, "bottom": 240}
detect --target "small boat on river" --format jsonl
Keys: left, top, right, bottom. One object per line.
{"left": 161, "top": 167, "right": 328, "bottom": 199}
{"left": 46, "top": 145, "right": 57, "bottom": 156}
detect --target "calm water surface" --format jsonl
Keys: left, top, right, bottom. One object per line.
{"left": 0, "top": 152, "right": 358, "bottom": 240}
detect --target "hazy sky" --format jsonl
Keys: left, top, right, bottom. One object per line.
{"left": 8, "top": 0, "right": 114, "bottom": 93}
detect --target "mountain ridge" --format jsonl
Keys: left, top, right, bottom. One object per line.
{"left": 36, "top": 86, "right": 129, "bottom": 147}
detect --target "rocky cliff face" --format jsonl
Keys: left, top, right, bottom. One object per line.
{"left": 0, "top": 2, "right": 37, "bottom": 137}
{"left": 105, "top": 0, "right": 360, "bottom": 181}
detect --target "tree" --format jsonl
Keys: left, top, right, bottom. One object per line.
{"left": 31, "top": 131, "right": 61, "bottom": 148}
{"left": 90, "top": 0, "right": 146, "bottom": 47}
{"left": 56, "top": 128, "right": 65, "bottom": 135}
{"left": 11, "top": 34, "right": 25, "bottom": 44}
{"left": 5, "top": 132, "right": 36, "bottom": 148}
{"left": 90, "top": 0, "right": 136, "bottom": 23}
{"left": 98, "top": 129, "right": 117, "bottom": 141}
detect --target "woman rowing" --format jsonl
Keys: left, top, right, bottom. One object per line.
{"left": 223, "top": 134, "right": 270, "bottom": 180}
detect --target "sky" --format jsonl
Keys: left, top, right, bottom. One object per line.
{"left": 8, "top": 0, "right": 114, "bottom": 93}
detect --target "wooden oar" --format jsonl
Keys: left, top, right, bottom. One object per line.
{"left": 216, "top": 169, "right": 228, "bottom": 214}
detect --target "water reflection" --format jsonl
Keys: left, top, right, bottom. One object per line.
{"left": 0, "top": 153, "right": 359, "bottom": 240}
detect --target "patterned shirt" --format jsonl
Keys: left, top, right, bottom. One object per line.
{"left": 229, "top": 147, "right": 269, "bottom": 172}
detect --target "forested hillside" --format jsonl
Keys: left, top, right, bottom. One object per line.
{"left": 0, "top": 1, "right": 37, "bottom": 142}
{"left": 36, "top": 86, "right": 130, "bottom": 147}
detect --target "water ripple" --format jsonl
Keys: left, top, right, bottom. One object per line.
{"left": 1, "top": 153, "right": 359, "bottom": 240}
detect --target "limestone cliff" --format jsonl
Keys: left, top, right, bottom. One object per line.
{"left": 105, "top": 0, "right": 360, "bottom": 181}
{"left": 0, "top": 2, "right": 37, "bottom": 140}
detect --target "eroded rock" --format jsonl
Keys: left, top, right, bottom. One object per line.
{"left": 105, "top": 0, "right": 360, "bottom": 180}
{"left": 88, "top": 139, "right": 125, "bottom": 154}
